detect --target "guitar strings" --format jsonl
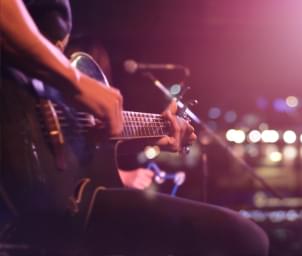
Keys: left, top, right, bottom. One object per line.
{"left": 55, "top": 110, "right": 170, "bottom": 136}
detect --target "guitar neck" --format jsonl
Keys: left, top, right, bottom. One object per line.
{"left": 44, "top": 101, "right": 170, "bottom": 141}
{"left": 113, "top": 111, "right": 170, "bottom": 140}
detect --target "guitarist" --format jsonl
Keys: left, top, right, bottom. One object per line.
{"left": 0, "top": 0, "right": 269, "bottom": 255}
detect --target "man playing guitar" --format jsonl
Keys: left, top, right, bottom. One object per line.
{"left": 0, "top": 0, "right": 268, "bottom": 255}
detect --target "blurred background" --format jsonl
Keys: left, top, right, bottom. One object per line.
{"left": 70, "top": 1, "right": 302, "bottom": 255}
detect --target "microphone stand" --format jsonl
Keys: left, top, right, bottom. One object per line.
{"left": 142, "top": 71, "right": 283, "bottom": 200}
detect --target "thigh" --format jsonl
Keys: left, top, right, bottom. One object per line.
{"left": 85, "top": 189, "right": 269, "bottom": 256}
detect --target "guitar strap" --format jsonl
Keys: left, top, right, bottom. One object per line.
{"left": 0, "top": 73, "right": 19, "bottom": 219}
{"left": 0, "top": 91, "right": 18, "bottom": 242}
{"left": 0, "top": 185, "right": 18, "bottom": 217}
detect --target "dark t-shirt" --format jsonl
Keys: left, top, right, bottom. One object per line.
{"left": 0, "top": 0, "right": 73, "bottom": 217}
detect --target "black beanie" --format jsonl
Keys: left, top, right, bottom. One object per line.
{"left": 25, "top": 0, "right": 72, "bottom": 43}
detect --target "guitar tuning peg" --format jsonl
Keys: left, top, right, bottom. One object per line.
{"left": 177, "top": 99, "right": 198, "bottom": 121}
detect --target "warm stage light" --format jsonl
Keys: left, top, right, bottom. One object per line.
{"left": 283, "top": 130, "right": 297, "bottom": 144}
{"left": 226, "top": 129, "right": 236, "bottom": 142}
{"left": 248, "top": 130, "right": 261, "bottom": 143}
{"left": 286, "top": 96, "right": 299, "bottom": 108}
{"left": 261, "top": 130, "right": 279, "bottom": 143}
{"left": 269, "top": 151, "right": 282, "bottom": 162}
{"left": 283, "top": 145, "right": 297, "bottom": 160}
{"left": 226, "top": 129, "right": 245, "bottom": 143}
{"left": 234, "top": 130, "right": 246, "bottom": 144}
{"left": 144, "top": 146, "right": 160, "bottom": 159}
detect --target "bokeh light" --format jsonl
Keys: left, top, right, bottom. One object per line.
{"left": 208, "top": 107, "right": 221, "bottom": 119}
{"left": 286, "top": 96, "right": 299, "bottom": 108}
{"left": 226, "top": 129, "right": 246, "bottom": 144}
{"left": 224, "top": 110, "right": 237, "bottom": 123}
{"left": 269, "top": 151, "right": 282, "bottom": 163}
{"left": 283, "top": 130, "right": 297, "bottom": 144}
{"left": 248, "top": 130, "right": 262, "bottom": 143}
{"left": 261, "top": 130, "right": 279, "bottom": 143}
{"left": 283, "top": 145, "right": 297, "bottom": 160}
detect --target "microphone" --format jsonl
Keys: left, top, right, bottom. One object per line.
{"left": 124, "top": 59, "right": 190, "bottom": 76}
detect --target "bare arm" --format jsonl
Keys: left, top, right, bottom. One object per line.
{"left": 1, "top": 0, "right": 76, "bottom": 89}
{"left": 118, "top": 168, "right": 154, "bottom": 190}
{"left": 1, "top": 0, "right": 123, "bottom": 135}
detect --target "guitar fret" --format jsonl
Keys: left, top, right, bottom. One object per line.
{"left": 122, "top": 111, "right": 167, "bottom": 138}
{"left": 51, "top": 107, "right": 170, "bottom": 139}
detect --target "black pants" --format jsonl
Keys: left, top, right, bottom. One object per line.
{"left": 83, "top": 188, "right": 268, "bottom": 256}
{"left": 0, "top": 78, "right": 268, "bottom": 255}
{"left": 3, "top": 190, "right": 269, "bottom": 256}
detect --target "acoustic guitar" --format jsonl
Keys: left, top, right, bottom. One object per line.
{"left": 1, "top": 52, "right": 172, "bottom": 215}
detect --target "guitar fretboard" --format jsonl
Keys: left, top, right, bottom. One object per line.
{"left": 49, "top": 103, "right": 170, "bottom": 140}
{"left": 116, "top": 111, "right": 170, "bottom": 139}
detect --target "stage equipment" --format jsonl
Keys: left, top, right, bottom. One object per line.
{"left": 147, "top": 162, "right": 186, "bottom": 196}
{"left": 124, "top": 59, "right": 190, "bottom": 77}
{"left": 126, "top": 63, "right": 282, "bottom": 200}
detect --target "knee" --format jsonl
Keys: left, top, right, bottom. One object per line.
{"left": 228, "top": 211, "right": 269, "bottom": 256}
{"left": 247, "top": 222, "right": 269, "bottom": 256}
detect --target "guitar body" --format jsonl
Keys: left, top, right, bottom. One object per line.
{"left": 1, "top": 52, "right": 168, "bottom": 216}
{"left": 1, "top": 55, "right": 122, "bottom": 215}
